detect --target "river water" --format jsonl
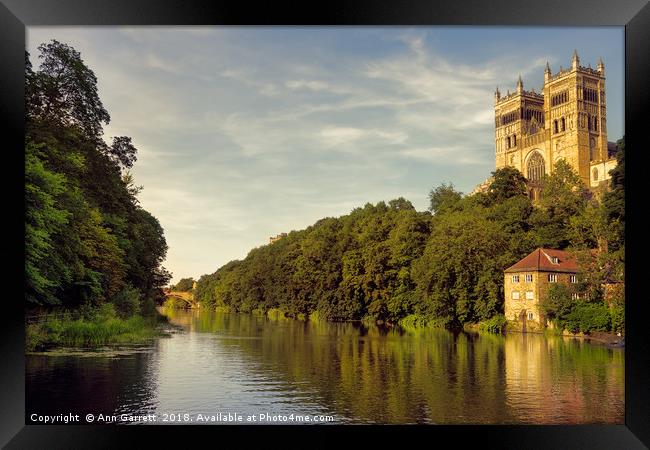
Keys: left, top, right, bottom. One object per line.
{"left": 26, "top": 307, "right": 624, "bottom": 424}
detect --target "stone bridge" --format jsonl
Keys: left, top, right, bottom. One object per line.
{"left": 163, "top": 289, "right": 197, "bottom": 307}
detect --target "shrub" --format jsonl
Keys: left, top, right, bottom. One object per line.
{"left": 110, "top": 284, "right": 141, "bottom": 317}
{"left": 267, "top": 308, "right": 287, "bottom": 320}
{"left": 398, "top": 314, "right": 434, "bottom": 330}
{"left": 479, "top": 314, "right": 507, "bottom": 334}
{"left": 564, "top": 302, "right": 611, "bottom": 333}
{"left": 610, "top": 304, "right": 625, "bottom": 334}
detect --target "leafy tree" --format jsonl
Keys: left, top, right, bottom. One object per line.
{"left": 529, "top": 160, "right": 591, "bottom": 248}
{"left": 486, "top": 166, "right": 528, "bottom": 204}
{"left": 174, "top": 278, "right": 195, "bottom": 292}
{"left": 25, "top": 142, "right": 70, "bottom": 304}
{"left": 108, "top": 136, "right": 138, "bottom": 169}
{"left": 25, "top": 42, "right": 169, "bottom": 314}
{"left": 428, "top": 183, "right": 462, "bottom": 215}
{"left": 28, "top": 40, "right": 110, "bottom": 143}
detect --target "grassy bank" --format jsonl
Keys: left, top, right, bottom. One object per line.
{"left": 26, "top": 304, "right": 166, "bottom": 351}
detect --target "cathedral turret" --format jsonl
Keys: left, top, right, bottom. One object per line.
{"left": 516, "top": 75, "right": 523, "bottom": 94}
{"left": 495, "top": 86, "right": 501, "bottom": 102}
{"left": 544, "top": 61, "right": 551, "bottom": 83}
{"left": 571, "top": 49, "right": 580, "bottom": 70}
{"left": 597, "top": 57, "right": 605, "bottom": 75}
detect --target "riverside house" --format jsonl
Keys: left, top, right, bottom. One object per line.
{"left": 504, "top": 248, "right": 581, "bottom": 331}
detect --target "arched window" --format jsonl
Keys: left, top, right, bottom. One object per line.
{"left": 553, "top": 120, "right": 558, "bottom": 133}
{"left": 513, "top": 134, "right": 517, "bottom": 146}
{"left": 527, "top": 152, "right": 545, "bottom": 182}
{"left": 506, "top": 137, "right": 510, "bottom": 149}
{"left": 593, "top": 116, "right": 598, "bottom": 131}
{"left": 593, "top": 168, "right": 599, "bottom": 181}
{"left": 561, "top": 118, "right": 565, "bottom": 131}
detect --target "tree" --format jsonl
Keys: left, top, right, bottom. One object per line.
{"left": 486, "top": 167, "right": 528, "bottom": 204}
{"left": 108, "top": 136, "right": 138, "bottom": 169}
{"left": 529, "top": 160, "right": 590, "bottom": 249}
{"left": 25, "top": 42, "right": 169, "bottom": 313}
{"left": 25, "top": 142, "right": 70, "bottom": 304}
{"left": 603, "top": 138, "right": 625, "bottom": 252}
{"left": 174, "top": 278, "right": 195, "bottom": 292}
{"left": 28, "top": 40, "right": 110, "bottom": 143}
{"left": 428, "top": 183, "right": 462, "bottom": 215}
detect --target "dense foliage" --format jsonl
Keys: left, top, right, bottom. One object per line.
{"left": 195, "top": 151, "right": 624, "bottom": 332}
{"left": 25, "top": 41, "right": 171, "bottom": 314}
{"left": 173, "top": 278, "right": 195, "bottom": 292}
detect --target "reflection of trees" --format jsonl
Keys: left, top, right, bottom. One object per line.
{"left": 505, "top": 334, "right": 624, "bottom": 423}
{"left": 166, "top": 310, "right": 514, "bottom": 423}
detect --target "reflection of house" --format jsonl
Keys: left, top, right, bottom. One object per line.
{"left": 504, "top": 248, "right": 580, "bottom": 331}
{"left": 269, "top": 232, "right": 287, "bottom": 244}
{"left": 481, "top": 51, "right": 618, "bottom": 199}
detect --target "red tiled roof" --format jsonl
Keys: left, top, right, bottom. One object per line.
{"left": 505, "top": 248, "right": 579, "bottom": 273}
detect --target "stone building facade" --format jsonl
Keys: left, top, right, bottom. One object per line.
{"left": 504, "top": 248, "right": 580, "bottom": 331}
{"left": 492, "top": 51, "right": 617, "bottom": 200}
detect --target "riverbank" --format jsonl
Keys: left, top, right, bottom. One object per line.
{"left": 26, "top": 304, "right": 169, "bottom": 352}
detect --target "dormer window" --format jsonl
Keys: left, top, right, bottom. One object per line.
{"left": 551, "top": 256, "right": 559, "bottom": 264}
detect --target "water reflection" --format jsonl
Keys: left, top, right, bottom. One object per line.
{"left": 26, "top": 308, "right": 624, "bottom": 424}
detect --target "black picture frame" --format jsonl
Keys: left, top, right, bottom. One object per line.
{"left": 2, "top": 1, "right": 648, "bottom": 448}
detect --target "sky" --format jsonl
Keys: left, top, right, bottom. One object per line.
{"left": 27, "top": 27, "right": 625, "bottom": 284}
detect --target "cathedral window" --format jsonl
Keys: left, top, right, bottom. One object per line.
{"left": 506, "top": 137, "right": 510, "bottom": 149}
{"left": 561, "top": 118, "right": 565, "bottom": 132}
{"left": 553, "top": 120, "right": 558, "bottom": 134}
{"left": 527, "top": 152, "right": 545, "bottom": 182}
{"left": 593, "top": 115, "right": 598, "bottom": 131}
{"left": 513, "top": 134, "right": 516, "bottom": 146}
{"left": 593, "top": 168, "right": 599, "bottom": 181}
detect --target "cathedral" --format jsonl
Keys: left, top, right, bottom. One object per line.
{"left": 482, "top": 51, "right": 617, "bottom": 199}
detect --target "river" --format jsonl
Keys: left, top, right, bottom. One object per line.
{"left": 26, "top": 307, "right": 624, "bottom": 424}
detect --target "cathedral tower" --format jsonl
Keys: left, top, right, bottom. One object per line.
{"left": 493, "top": 51, "right": 613, "bottom": 199}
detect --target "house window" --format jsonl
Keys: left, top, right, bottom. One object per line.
{"left": 525, "top": 291, "right": 534, "bottom": 300}
{"left": 548, "top": 274, "right": 558, "bottom": 283}
{"left": 527, "top": 312, "right": 534, "bottom": 320}
{"left": 570, "top": 275, "right": 577, "bottom": 283}
{"left": 512, "top": 275, "right": 520, "bottom": 283}
{"left": 512, "top": 291, "right": 520, "bottom": 300}
{"left": 572, "top": 293, "right": 580, "bottom": 300}
{"left": 525, "top": 274, "right": 533, "bottom": 282}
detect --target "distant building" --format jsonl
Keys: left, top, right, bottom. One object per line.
{"left": 269, "top": 232, "right": 287, "bottom": 244}
{"left": 474, "top": 51, "right": 618, "bottom": 199}
{"left": 504, "top": 248, "right": 582, "bottom": 331}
